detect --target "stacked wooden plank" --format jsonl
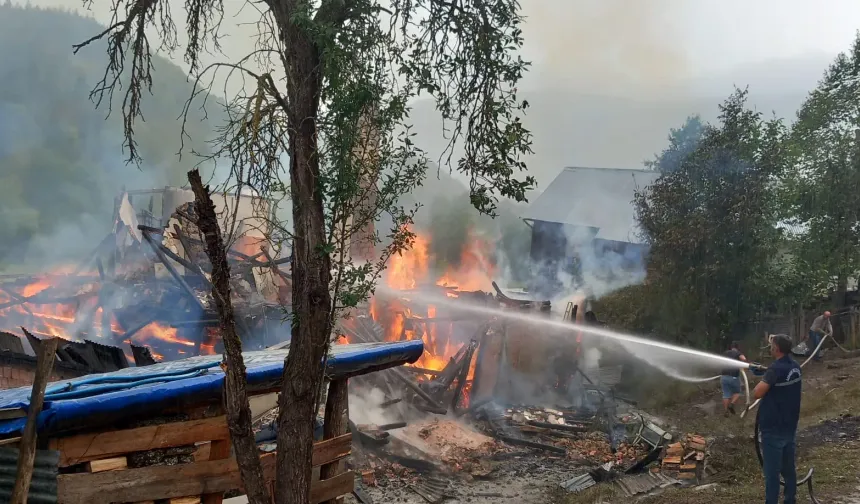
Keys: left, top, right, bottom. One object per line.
{"left": 49, "top": 414, "right": 354, "bottom": 504}
{"left": 658, "top": 434, "right": 708, "bottom": 482}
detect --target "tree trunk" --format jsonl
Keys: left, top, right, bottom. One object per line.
{"left": 188, "top": 169, "right": 271, "bottom": 504}
{"left": 273, "top": 5, "right": 333, "bottom": 503}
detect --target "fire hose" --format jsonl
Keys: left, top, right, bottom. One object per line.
{"left": 691, "top": 336, "right": 837, "bottom": 503}
{"left": 752, "top": 404, "right": 822, "bottom": 504}
{"left": 741, "top": 333, "right": 834, "bottom": 419}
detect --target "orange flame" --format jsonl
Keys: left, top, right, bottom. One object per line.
{"left": 0, "top": 265, "right": 213, "bottom": 363}
{"left": 354, "top": 226, "right": 494, "bottom": 406}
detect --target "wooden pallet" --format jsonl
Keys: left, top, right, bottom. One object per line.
{"left": 50, "top": 412, "right": 353, "bottom": 503}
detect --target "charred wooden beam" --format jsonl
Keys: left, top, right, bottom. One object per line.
{"left": 524, "top": 420, "right": 589, "bottom": 433}
{"left": 491, "top": 281, "right": 551, "bottom": 311}
{"left": 173, "top": 224, "right": 207, "bottom": 275}
{"left": 379, "top": 398, "right": 401, "bottom": 408}
{"left": 401, "top": 366, "right": 441, "bottom": 377}
{"left": 140, "top": 229, "right": 206, "bottom": 313}
{"left": 130, "top": 344, "right": 158, "bottom": 366}
{"left": 376, "top": 422, "right": 406, "bottom": 431}
{"left": 261, "top": 246, "right": 292, "bottom": 284}
{"left": 389, "top": 368, "right": 448, "bottom": 414}
{"left": 118, "top": 312, "right": 160, "bottom": 342}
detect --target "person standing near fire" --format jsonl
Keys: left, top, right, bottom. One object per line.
{"left": 753, "top": 334, "right": 802, "bottom": 504}
{"left": 806, "top": 311, "right": 832, "bottom": 362}
{"left": 720, "top": 341, "right": 747, "bottom": 416}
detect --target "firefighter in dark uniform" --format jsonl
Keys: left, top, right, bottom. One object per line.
{"left": 753, "top": 334, "right": 802, "bottom": 504}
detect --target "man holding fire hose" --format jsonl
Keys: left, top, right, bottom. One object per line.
{"left": 806, "top": 311, "right": 832, "bottom": 362}
{"left": 753, "top": 334, "right": 802, "bottom": 504}
{"left": 720, "top": 341, "right": 748, "bottom": 416}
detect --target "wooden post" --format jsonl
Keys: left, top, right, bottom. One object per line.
{"left": 10, "top": 336, "right": 59, "bottom": 504}
{"left": 201, "top": 439, "right": 232, "bottom": 504}
{"left": 320, "top": 379, "right": 349, "bottom": 504}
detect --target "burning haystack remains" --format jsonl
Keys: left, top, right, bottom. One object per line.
{"left": 0, "top": 187, "right": 292, "bottom": 366}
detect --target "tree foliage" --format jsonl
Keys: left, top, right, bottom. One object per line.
{"left": 634, "top": 89, "right": 790, "bottom": 347}
{"left": 645, "top": 115, "right": 705, "bottom": 174}
{"left": 784, "top": 33, "right": 860, "bottom": 303}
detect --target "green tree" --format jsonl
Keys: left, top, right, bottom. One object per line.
{"left": 635, "top": 89, "right": 789, "bottom": 348}
{"left": 76, "top": 1, "right": 535, "bottom": 503}
{"left": 785, "top": 33, "right": 860, "bottom": 317}
{"left": 645, "top": 115, "right": 705, "bottom": 174}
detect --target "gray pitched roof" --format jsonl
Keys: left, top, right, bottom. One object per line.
{"left": 522, "top": 167, "right": 659, "bottom": 244}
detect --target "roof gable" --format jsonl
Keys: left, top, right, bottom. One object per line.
{"left": 522, "top": 167, "right": 659, "bottom": 244}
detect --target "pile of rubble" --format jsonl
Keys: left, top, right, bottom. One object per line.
{"left": 559, "top": 430, "right": 717, "bottom": 499}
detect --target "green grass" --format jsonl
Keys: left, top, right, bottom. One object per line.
{"left": 552, "top": 357, "right": 860, "bottom": 503}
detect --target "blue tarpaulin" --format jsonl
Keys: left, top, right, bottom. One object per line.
{"left": 0, "top": 340, "right": 422, "bottom": 437}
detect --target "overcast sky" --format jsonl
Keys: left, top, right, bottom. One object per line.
{"left": 19, "top": 0, "right": 860, "bottom": 186}
{"left": 23, "top": 0, "right": 860, "bottom": 96}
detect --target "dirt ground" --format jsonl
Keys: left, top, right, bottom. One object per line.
{"left": 349, "top": 351, "right": 860, "bottom": 504}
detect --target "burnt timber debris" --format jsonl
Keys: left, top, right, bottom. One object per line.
{"left": 0, "top": 188, "right": 293, "bottom": 365}
{"left": 323, "top": 279, "right": 731, "bottom": 503}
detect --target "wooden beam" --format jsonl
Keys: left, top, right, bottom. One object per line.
{"left": 11, "top": 335, "right": 59, "bottom": 504}
{"left": 201, "top": 439, "right": 231, "bottom": 504}
{"left": 320, "top": 379, "right": 349, "bottom": 504}
{"left": 170, "top": 498, "right": 202, "bottom": 504}
{"left": 310, "top": 472, "right": 354, "bottom": 504}
{"left": 50, "top": 416, "right": 230, "bottom": 467}
{"left": 58, "top": 449, "right": 354, "bottom": 504}
{"left": 311, "top": 433, "right": 351, "bottom": 467}
{"left": 86, "top": 456, "right": 128, "bottom": 473}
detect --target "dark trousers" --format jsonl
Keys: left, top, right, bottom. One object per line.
{"left": 761, "top": 431, "right": 796, "bottom": 504}
{"left": 808, "top": 330, "right": 822, "bottom": 361}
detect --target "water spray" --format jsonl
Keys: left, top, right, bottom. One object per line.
{"left": 379, "top": 285, "right": 828, "bottom": 502}
{"left": 382, "top": 284, "right": 754, "bottom": 377}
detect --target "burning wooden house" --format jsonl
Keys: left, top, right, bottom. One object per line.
{"left": 0, "top": 187, "right": 292, "bottom": 363}
{"left": 337, "top": 227, "right": 605, "bottom": 418}
{"left": 0, "top": 340, "right": 423, "bottom": 503}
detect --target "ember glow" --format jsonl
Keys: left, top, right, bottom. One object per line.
{"left": 366, "top": 227, "right": 494, "bottom": 405}
{"left": 0, "top": 266, "right": 206, "bottom": 362}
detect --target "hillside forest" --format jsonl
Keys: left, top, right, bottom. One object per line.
{"left": 0, "top": 2, "right": 215, "bottom": 268}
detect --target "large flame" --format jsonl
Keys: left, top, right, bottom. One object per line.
{"left": 364, "top": 227, "right": 494, "bottom": 406}
{"left": 0, "top": 266, "right": 211, "bottom": 362}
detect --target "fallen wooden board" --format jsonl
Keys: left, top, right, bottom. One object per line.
{"left": 310, "top": 472, "right": 354, "bottom": 504}
{"left": 58, "top": 436, "right": 352, "bottom": 504}
{"left": 312, "top": 434, "right": 352, "bottom": 467}
{"left": 50, "top": 416, "right": 230, "bottom": 467}
{"left": 87, "top": 456, "right": 127, "bottom": 473}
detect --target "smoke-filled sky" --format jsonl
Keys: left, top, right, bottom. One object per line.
{"left": 25, "top": 0, "right": 859, "bottom": 92}
{"left": 20, "top": 0, "right": 860, "bottom": 186}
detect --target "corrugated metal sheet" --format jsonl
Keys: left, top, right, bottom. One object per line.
{"left": 615, "top": 472, "right": 679, "bottom": 497}
{"left": 0, "top": 447, "right": 59, "bottom": 503}
{"left": 560, "top": 473, "right": 596, "bottom": 493}
{"left": 521, "top": 167, "right": 660, "bottom": 244}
